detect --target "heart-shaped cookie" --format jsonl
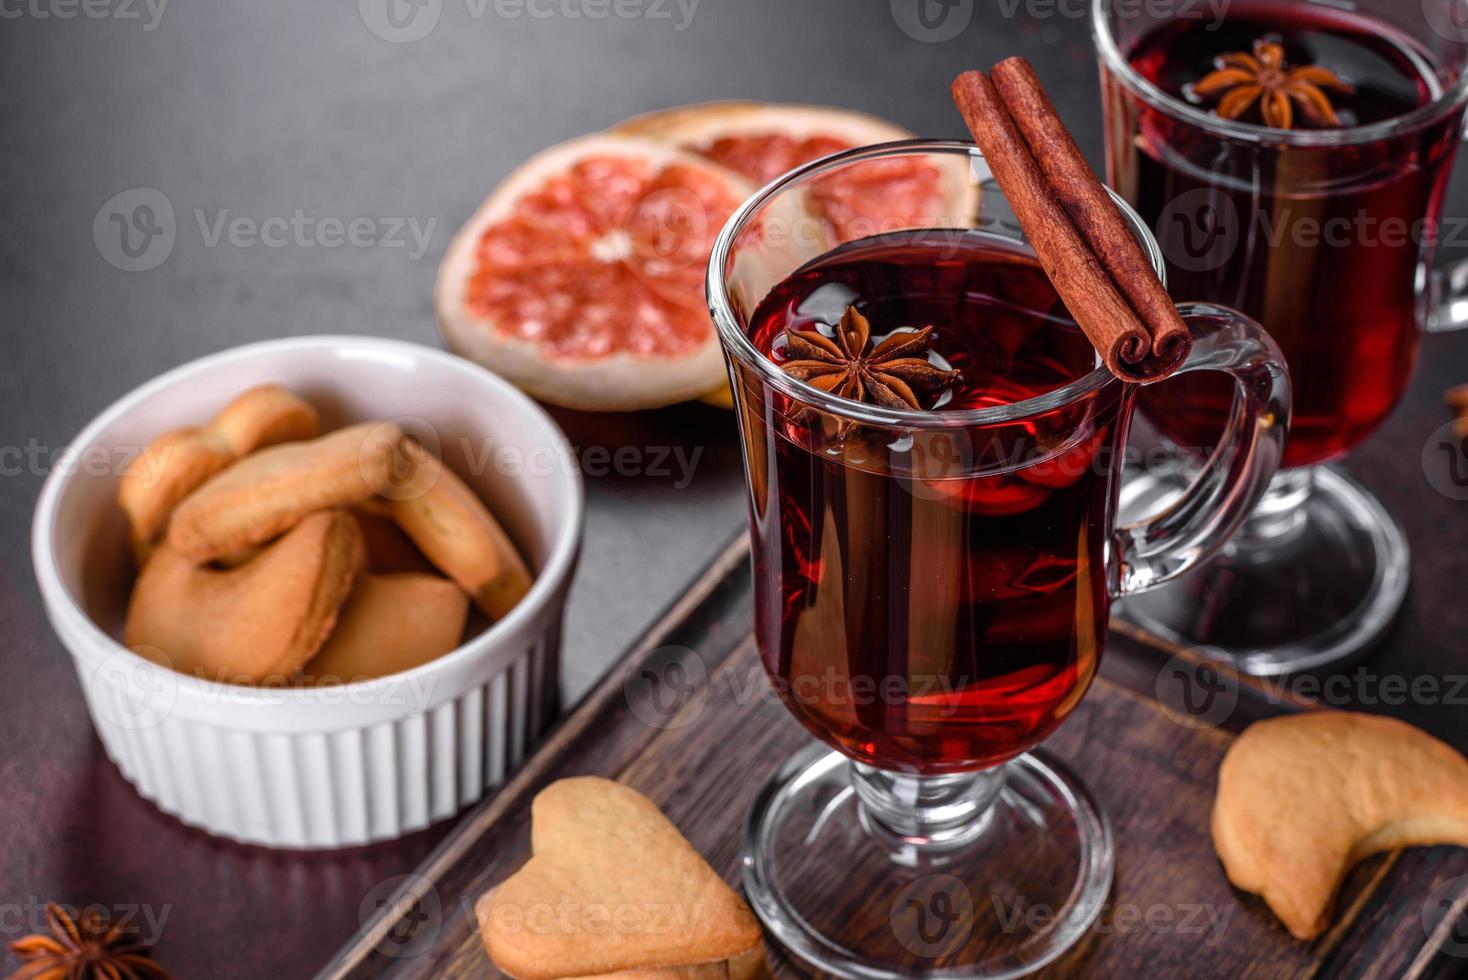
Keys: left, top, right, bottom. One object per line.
{"left": 300, "top": 572, "right": 469, "bottom": 684}
{"left": 125, "top": 509, "right": 364, "bottom": 684}
{"left": 118, "top": 384, "right": 318, "bottom": 562}
{"left": 1213, "top": 711, "right": 1468, "bottom": 939}
{"left": 166, "top": 421, "right": 401, "bottom": 562}
{"left": 478, "top": 778, "right": 763, "bottom": 980}
{"left": 389, "top": 435, "right": 533, "bottom": 620}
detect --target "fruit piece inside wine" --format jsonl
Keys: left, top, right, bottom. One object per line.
{"left": 739, "top": 229, "right": 1126, "bottom": 775}
{"left": 1112, "top": 1, "right": 1459, "bottom": 468}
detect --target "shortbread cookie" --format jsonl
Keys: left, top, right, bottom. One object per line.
{"left": 559, "top": 943, "right": 765, "bottom": 980}
{"left": 550, "top": 942, "right": 765, "bottom": 979}
{"left": 118, "top": 384, "right": 318, "bottom": 561}
{"left": 125, "top": 510, "right": 364, "bottom": 684}
{"left": 119, "top": 429, "right": 233, "bottom": 561}
{"left": 478, "top": 778, "right": 762, "bottom": 980}
{"left": 515, "top": 947, "right": 763, "bottom": 979}
{"left": 390, "top": 436, "right": 533, "bottom": 620}
{"left": 1213, "top": 711, "right": 1468, "bottom": 939}
{"left": 721, "top": 945, "right": 766, "bottom": 980}
{"left": 301, "top": 572, "right": 469, "bottom": 683}
{"left": 568, "top": 965, "right": 728, "bottom": 979}
{"left": 207, "top": 383, "right": 320, "bottom": 451}
{"left": 351, "top": 502, "right": 436, "bottom": 574}
{"left": 167, "top": 422, "right": 401, "bottom": 562}
{"left": 638, "top": 944, "right": 765, "bottom": 980}
{"left": 207, "top": 503, "right": 418, "bottom": 575}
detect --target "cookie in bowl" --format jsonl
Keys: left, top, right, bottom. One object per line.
{"left": 32, "top": 336, "right": 583, "bottom": 847}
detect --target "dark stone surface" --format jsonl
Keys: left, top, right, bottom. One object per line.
{"left": 1, "top": 2, "right": 1466, "bottom": 977}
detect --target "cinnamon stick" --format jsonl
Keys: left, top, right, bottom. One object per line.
{"left": 951, "top": 67, "right": 1191, "bottom": 382}
{"left": 992, "top": 57, "right": 1191, "bottom": 374}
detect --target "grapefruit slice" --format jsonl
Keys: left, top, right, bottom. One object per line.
{"left": 616, "top": 102, "right": 976, "bottom": 408}
{"left": 613, "top": 102, "right": 974, "bottom": 241}
{"left": 436, "top": 134, "right": 755, "bottom": 411}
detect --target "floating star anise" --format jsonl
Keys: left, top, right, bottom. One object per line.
{"left": 780, "top": 306, "right": 961, "bottom": 410}
{"left": 1194, "top": 38, "right": 1354, "bottom": 130}
{"left": 7, "top": 903, "right": 172, "bottom": 980}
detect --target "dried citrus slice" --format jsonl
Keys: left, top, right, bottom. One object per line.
{"left": 617, "top": 103, "right": 976, "bottom": 408}
{"left": 436, "top": 134, "right": 755, "bottom": 410}
{"left": 614, "top": 102, "right": 973, "bottom": 241}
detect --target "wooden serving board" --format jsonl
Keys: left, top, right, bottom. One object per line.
{"left": 319, "top": 535, "right": 1468, "bottom": 979}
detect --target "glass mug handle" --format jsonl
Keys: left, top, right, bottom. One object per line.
{"left": 1427, "top": 256, "right": 1468, "bottom": 332}
{"left": 1436, "top": 115, "right": 1468, "bottom": 331}
{"left": 1112, "top": 302, "right": 1292, "bottom": 596}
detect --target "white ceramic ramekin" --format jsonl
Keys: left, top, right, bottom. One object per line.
{"left": 32, "top": 336, "right": 583, "bottom": 849}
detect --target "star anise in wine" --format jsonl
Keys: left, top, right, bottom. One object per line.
{"left": 1194, "top": 38, "right": 1354, "bottom": 130}
{"left": 7, "top": 903, "right": 172, "bottom": 980}
{"left": 780, "top": 306, "right": 961, "bottom": 410}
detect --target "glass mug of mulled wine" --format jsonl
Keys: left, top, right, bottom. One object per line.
{"left": 706, "top": 142, "right": 1290, "bottom": 979}
{"left": 1095, "top": 0, "right": 1468, "bottom": 673}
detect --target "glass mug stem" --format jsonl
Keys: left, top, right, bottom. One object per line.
{"left": 1235, "top": 467, "right": 1316, "bottom": 545}
{"left": 851, "top": 763, "right": 1006, "bottom": 847}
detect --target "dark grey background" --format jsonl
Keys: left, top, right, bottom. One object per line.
{"left": 11, "top": 0, "right": 1468, "bottom": 704}
{"left": 0, "top": 0, "right": 1165, "bottom": 707}
{"left": 3, "top": 2, "right": 1468, "bottom": 978}
{"left": 0, "top": 0, "right": 1092, "bottom": 703}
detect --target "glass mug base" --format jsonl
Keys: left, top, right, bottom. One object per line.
{"left": 740, "top": 743, "right": 1114, "bottom": 980}
{"left": 1117, "top": 465, "right": 1410, "bottom": 675}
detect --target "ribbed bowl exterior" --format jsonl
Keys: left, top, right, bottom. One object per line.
{"left": 61, "top": 611, "right": 562, "bottom": 848}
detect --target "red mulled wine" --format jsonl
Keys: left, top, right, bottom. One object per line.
{"left": 1106, "top": 1, "right": 1461, "bottom": 467}
{"left": 737, "top": 230, "right": 1127, "bottom": 775}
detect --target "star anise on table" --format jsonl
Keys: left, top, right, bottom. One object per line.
{"left": 7, "top": 903, "right": 172, "bottom": 980}
{"left": 1193, "top": 38, "right": 1354, "bottom": 130}
{"left": 780, "top": 306, "right": 961, "bottom": 410}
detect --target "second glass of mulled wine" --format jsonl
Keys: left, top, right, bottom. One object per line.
{"left": 708, "top": 142, "right": 1291, "bottom": 979}
{"left": 1095, "top": 0, "right": 1468, "bottom": 672}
